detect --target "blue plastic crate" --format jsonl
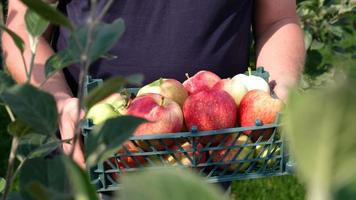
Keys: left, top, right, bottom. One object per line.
{"left": 83, "top": 76, "right": 292, "bottom": 192}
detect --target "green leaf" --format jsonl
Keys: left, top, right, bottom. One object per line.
{"left": 62, "top": 157, "right": 98, "bottom": 200}
{"left": 0, "top": 24, "right": 25, "bottom": 53}
{"left": 0, "top": 84, "right": 58, "bottom": 135}
{"left": 28, "top": 140, "right": 70, "bottom": 160}
{"left": 305, "top": 50, "right": 323, "bottom": 75}
{"left": 245, "top": 67, "right": 270, "bottom": 82}
{"left": 335, "top": 177, "right": 356, "bottom": 200}
{"left": 0, "top": 71, "right": 15, "bottom": 94}
{"left": 44, "top": 19, "right": 125, "bottom": 78}
{"left": 45, "top": 50, "right": 78, "bottom": 78}
{"left": 87, "top": 18, "right": 125, "bottom": 61}
{"left": 84, "top": 75, "right": 125, "bottom": 109}
{"left": 323, "top": 0, "right": 334, "bottom": 6}
{"left": 43, "top": 26, "right": 88, "bottom": 76}
{"left": 26, "top": 182, "right": 74, "bottom": 200}
{"left": 332, "top": 46, "right": 346, "bottom": 54}
{"left": 26, "top": 182, "right": 50, "bottom": 200}
{"left": 283, "top": 80, "right": 356, "bottom": 198}
{"left": 7, "top": 192, "right": 23, "bottom": 200}
{"left": 7, "top": 120, "right": 35, "bottom": 137}
{"left": 85, "top": 116, "right": 145, "bottom": 167}
{"left": 117, "top": 168, "right": 223, "bottom": 200}
{"left": 84, "top": 74, "right": 143, "bottom": 109}
{"left": 304, "top": 30, "right": 313, "bottom": 50}
{"left": 19, "top": 157, "right": 70, "bottom": 200}
{"left": 330, "top": 26, "right": 344, "bottom": 39}
{"left": 20, "top": 0, "right": 73, "bottom": 30}
{"left": 25, "top": 9, "right": 49, "bottom": 37}
{"left": 17, "top": 134, "right": 70, "bottom": 159}
{"left": 27, "top": 182, "right": 73, "bottom": 200}
{"left": 310, "top": 40, "right": 325, "bottom": 50}
{"left": 126, "top": 74, "right": 144, "bottom": 86}
{"left": 0, "top": 177, "right": 5, "bottom": 193}
{"left": 66, "top": 19, "right": 125, "bottom": 61}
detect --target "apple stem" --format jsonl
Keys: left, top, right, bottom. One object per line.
{"left": 185, "top": 73, "right": 190, "bottom": 80}
{"left": 248, "top": 67, "right": 252, "bottom": 76}
{"left": 160, "top": 96, "right": 165, "bottom": 106}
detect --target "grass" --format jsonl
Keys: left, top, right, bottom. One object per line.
{"left": 0, "top": 107, "right": 306, "bottom": 199}
{"left": 231, "top": 176, "right": 305, "bottom": 200}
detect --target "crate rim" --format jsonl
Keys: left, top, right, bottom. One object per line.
{"left": 83, "top": 119, "right": 281, "bottom": 140}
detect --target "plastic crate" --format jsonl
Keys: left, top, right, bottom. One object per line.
{"left": 83, "top": 76, "right": 292, "bottom": 192}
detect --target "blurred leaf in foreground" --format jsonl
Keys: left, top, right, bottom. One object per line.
{"left": 19, "top": 157, "right": 70, "bottom": 200}
{"left": 0, "top": 84, "right": 58, "bottom": 136}
{"left": 0, "top": 177, "right": 5, "bottom": 193}
{"left": 335, "top": 176, "right": 356, "bottom": 200}
{"left": 62, "top": 156, "right": 98, "bottom": 200}
{"left": 85, "top": 116, "right": 145, "bottom": 167}
{"left": 17, "top": 134, "right": 70, "bottom": 160}
{"left": 117, "top": 168, "right": 224, "bottom": 200}
{"left": 283, "top": 78, "right": 356, "bottom": 200}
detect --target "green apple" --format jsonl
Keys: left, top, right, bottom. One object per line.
{"left": 137, "top": 78, "right": 188, "bottom": 108}
{"left": 232, "top": 69, "right": 270, "bottom": 93}
{"left": 255, "top": 145, "right": 281, "bottom": 167}
{"left": 100, "top": 93, "right": 130, "bottom": 115}
{"left": 86, "top": 103, "right": 120, "bottom": 125}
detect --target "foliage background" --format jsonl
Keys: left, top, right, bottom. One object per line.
{"left": 0, "top": 0, "right": 354, "bottom": 199}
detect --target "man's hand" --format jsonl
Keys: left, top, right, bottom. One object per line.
{"left": 254, "top": 0, "right": 305, "bottom": 101}
{"left": 59, "top": 97, "right": 86, "bottom": 169}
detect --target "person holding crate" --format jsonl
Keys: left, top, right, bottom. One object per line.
{"left": 2, "top": 0, "right": 305, "bottom": 194}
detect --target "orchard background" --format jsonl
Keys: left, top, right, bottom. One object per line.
{"left": 0, "top": 0, "right": 355, "bottom": 199}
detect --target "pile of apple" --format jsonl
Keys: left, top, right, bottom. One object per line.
{"left": 86, "top": 69, "right": 283, "bottom": 175}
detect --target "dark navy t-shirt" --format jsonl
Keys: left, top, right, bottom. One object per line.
{"left": 58, "top": 0, "right": 253, "bottom": 93}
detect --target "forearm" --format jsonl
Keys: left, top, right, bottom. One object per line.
{"left": 255, "top": 18, "right": 305, "bottom": 100}
{"left": 2, "top": 23, "right": 73, "bottom": 112}
{"left": 3, "top": 20, "right": 84, "bottom": 165}
{"left": 3, "top": 0, "right": 85, "bottom": 168}
{"left": 3, "top": 0, "right": 73, "bottom": 112}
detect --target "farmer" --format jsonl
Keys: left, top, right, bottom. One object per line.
{"left": 2, "top": 0, "right": 305, "bottom": 193}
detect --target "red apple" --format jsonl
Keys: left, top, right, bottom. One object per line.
{"left": 210, "top": 135, "right": 254, "bottom": 172}
{"left": 126, "top": 93, "right": 184, "bottom": 150}
{"left": 137, "top": 78, "right": 188, "bottom": 108}
{"left": 182, "top": 70, "right": 221, "bottom": 95}
{"left": 165, "top": 142, "right": 207, "bottom": 166}
{"left": 239, "top": 90, "right": 283, "bottom": 142}
{"left": 213, "top": 78, "right": 248, "bottom": 106}
{"left": 183, "top": 89, "right": 237, "bottom": 144}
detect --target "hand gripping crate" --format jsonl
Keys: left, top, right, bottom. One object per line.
{"left": 83, "top": 76, "right": 294, "bottom": 192}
